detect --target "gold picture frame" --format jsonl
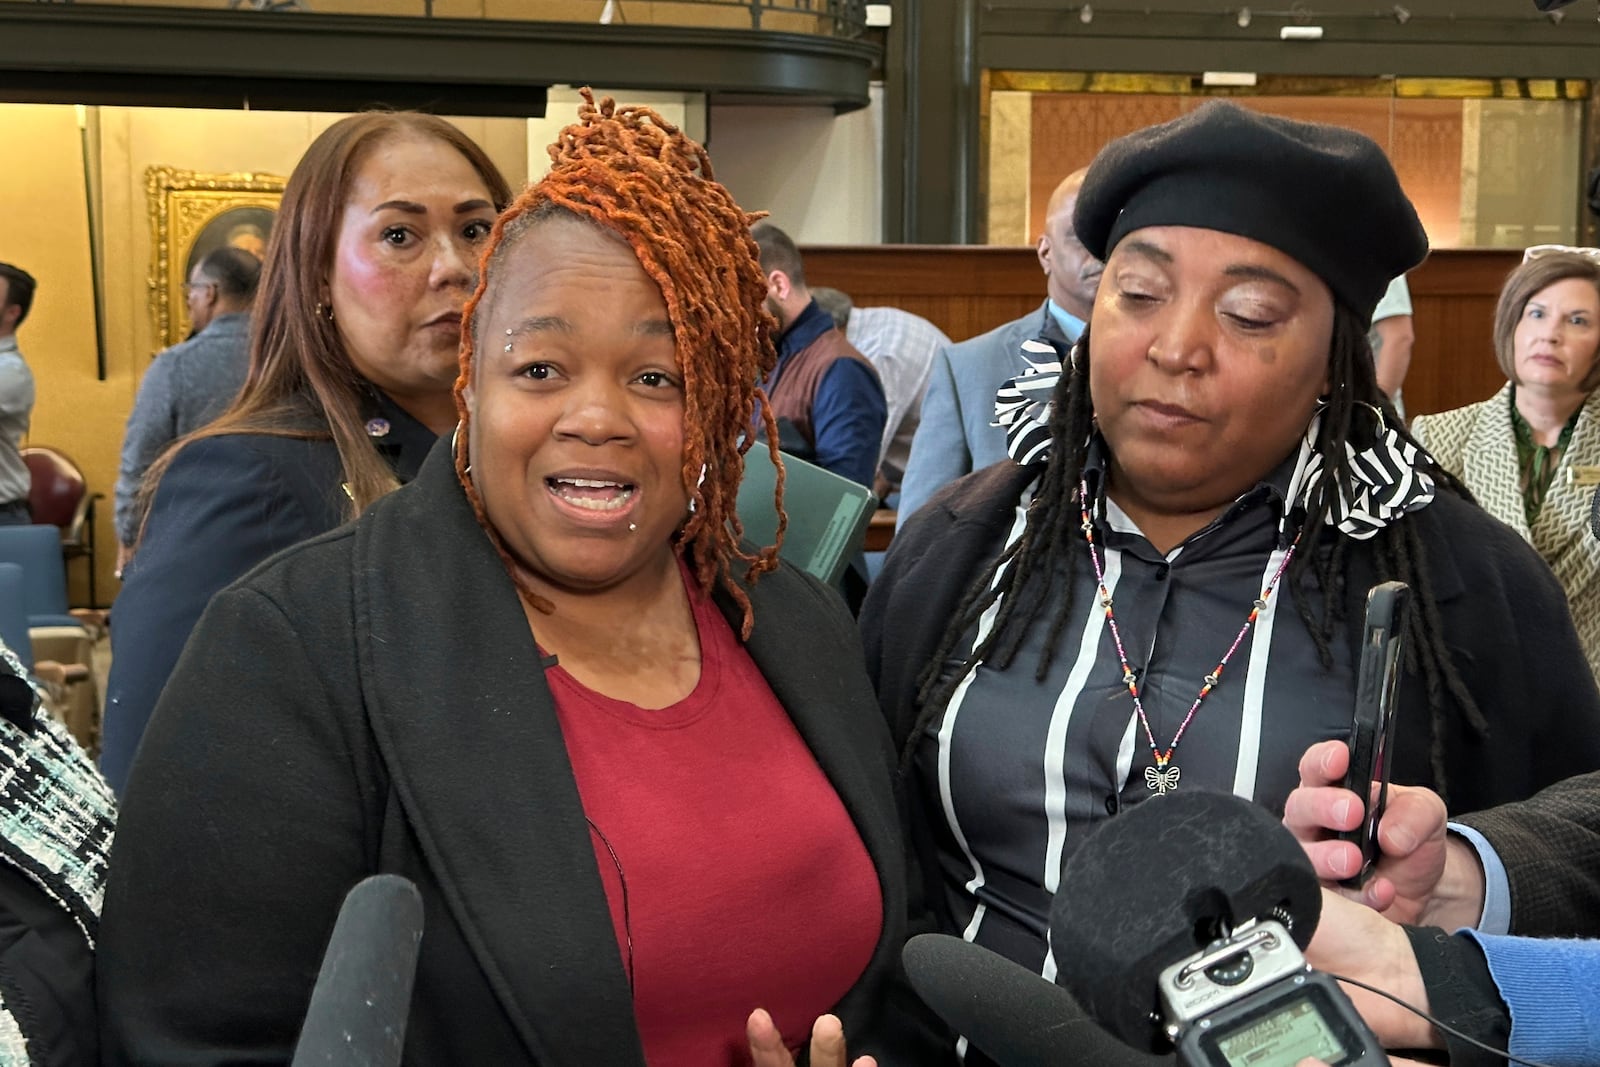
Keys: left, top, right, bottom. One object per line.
{"left": 146, "top": 166, "right": 287, "bottom": 349}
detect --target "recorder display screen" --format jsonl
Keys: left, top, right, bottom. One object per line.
{"left": 1211, "top": 995, "right": 1349, "bottom": 1067}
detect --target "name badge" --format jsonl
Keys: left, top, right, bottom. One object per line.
{"left": 1567, "top": 466, "right": 1600, "bottom": 487}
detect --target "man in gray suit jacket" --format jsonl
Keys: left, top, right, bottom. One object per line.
{"left": 114, "top": 246, "right": 259, "bottom": 564}
{"left": 898, "top": 168, "right": 1102, "bottom": 520}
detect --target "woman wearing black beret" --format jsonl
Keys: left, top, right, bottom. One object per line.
{"left": 861, "top": 102, "right": 1600, "bottom": 1050}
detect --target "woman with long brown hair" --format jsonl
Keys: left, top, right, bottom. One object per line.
{"left": 97, "top": 94, "right": 933, "bottom": 1066}
{"left": 100, "top": 112, "right": 512, "bottom": 794}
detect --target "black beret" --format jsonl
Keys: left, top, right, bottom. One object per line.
{"left": 1073, "top": 101, "right": 1429, "bottom": 319}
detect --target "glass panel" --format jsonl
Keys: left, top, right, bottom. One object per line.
{"left": 982, "top": 77, "right": 1587, "bottom": 251}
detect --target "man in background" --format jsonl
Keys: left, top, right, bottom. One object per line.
{"left": 1370, "top": 274, "right": 1415, "bottom": 420}
{"left": 114, "top": 246, "right": 260, "bottom": 568}
{"left": 0, "top": 263, "right": 37, "bottom": 527}
{"left": 751, "top": 222, "right": 886, "bottom": 491}
{"left": 898, "top": 167, "right": 1102, "bottom": 520}
{"left": 811, "top": 287, "right": 950, "bottom": 505}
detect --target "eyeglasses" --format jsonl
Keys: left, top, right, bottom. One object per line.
{"left": 182, "top": 281, "right": 215, "bottom": 295}
{"left": 1522, "top": 244, "right": 1600, "bottom": 264}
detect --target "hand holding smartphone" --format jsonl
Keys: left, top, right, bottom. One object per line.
{"left": 1337, "top": 580, "right": 1412, "bottom": 890}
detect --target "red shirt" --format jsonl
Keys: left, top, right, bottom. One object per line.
{"left": 547, "top": 572, "right": 883, "bottom": 1066}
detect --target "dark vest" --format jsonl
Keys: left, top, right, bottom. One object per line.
{"left": 766, "top": 327, "right": 878, "bottom": 452}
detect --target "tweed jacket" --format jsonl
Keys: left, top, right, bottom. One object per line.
{"left": 1457, "top": 771, "right": 1600, "bottom": 938}
{"left": 97, "top": 439, "right": 930, "bottom": 1066}
{"left": 0, "top": 639, "right": 115, "bottom": 1067}
{"left": 1411, "top": 384, "right": 1600, "bottom": 683}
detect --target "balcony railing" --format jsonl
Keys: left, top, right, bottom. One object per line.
{"left": 15, "top": 0, "right": 869, "bottom": 38}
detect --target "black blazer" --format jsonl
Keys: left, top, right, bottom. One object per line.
{"left": 100, "top": 397, "right": 435, "bottom": 794}
{"left": 98, "top": 439, "right": 927, "bottom": 1065}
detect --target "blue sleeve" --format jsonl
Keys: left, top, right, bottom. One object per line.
{"left": 811, "top": 359, "right": 887, "bottom": 490}
{"left": 1459, "top": 930, "right": 1600, "bottom": 1066}
{"left": 1449, "top": 822, "right": 1513, "bottom": 935}
{"left": 101, "top": 437, "right": 338, "bottom": 795}
{"left": 114, "top": 358, "right": 180, "bottom": 547}
{"left": 898, "top": 345, "right": 968, "bottom": 522}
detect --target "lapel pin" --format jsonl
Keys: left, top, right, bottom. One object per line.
{"left": 1567, "top": 466, "right": 1600, "bottom": 487}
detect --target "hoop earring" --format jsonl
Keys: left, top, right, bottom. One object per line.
{"left": 451, "top": 421, "right": 470, "bottom": 474}
{"left": 687, "top": 462, "right": 707, "bottom": 514}
{"left": 1313, "top": 396, "right": 1388, "bottom": 434}
{"left": 315, "top": 301, "right": 335, "bottom": 323}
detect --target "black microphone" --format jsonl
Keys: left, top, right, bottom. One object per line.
{"left": 291, "top": 874, "right": 425, "bottom": 1067}
{"left": 1051, "top": 790, "right": 1321, "bottom": 1050}
{"left": 1590, "top": 484, "right": 1600, "bottom": 542}
{"left": 903, "top": 791, "right": 1326, "bottom": 1065}
{"left": 903, "top": 934, "right": 1171, "bottom": 1067}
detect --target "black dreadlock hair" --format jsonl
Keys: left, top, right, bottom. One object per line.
{"left": 909, "top": 305, "right": 1486, "bottom": 806}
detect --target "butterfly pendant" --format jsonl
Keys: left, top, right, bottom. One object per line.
{"left": 1144, "top": 764, "right": 1181, "bottom": 795}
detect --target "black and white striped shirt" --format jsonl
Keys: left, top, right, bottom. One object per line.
{"left": 914, "top": 444, "right": 1355, "bottom": 978}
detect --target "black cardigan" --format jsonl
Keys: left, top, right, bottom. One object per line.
{"left": 98, "top": 439, "right": 931, "bottom": 1065}
{"left": 864, "top": 461, "right": 1600, "bottom": 821}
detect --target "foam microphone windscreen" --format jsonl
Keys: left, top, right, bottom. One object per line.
{"left": 1590, "top": 484, "right": 1600, "bottom": 542}
{"left": 902, "top": 933, "right": 1172, "bottom": 1067}
{"left": 1049, "top": 790, "right": 1321, "bottom": 1051}
{"left": 291, "top": 874, "right": 425, "bottom": 1067}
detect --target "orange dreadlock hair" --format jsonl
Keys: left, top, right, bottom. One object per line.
{"left": 453, "top": 89, "right": 786, "bottom": 639}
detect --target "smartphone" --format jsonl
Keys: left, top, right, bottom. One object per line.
{"left": 1337, "top": 581, "right": 1412, "bottom": 890}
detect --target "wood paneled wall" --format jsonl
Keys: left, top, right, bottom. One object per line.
{"left": 803, "top": 244, "right": 1522, "bottom": 420}
{"left": 1020, "top": 95, "right": 1469, "bottom": 253}
{"left": 1406, "top": 249, "right": 1521, "bottom": 417}
{"left": 802, "top": 245, "right": 1047, "bottom": 347}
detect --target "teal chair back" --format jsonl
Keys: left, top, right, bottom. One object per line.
{"left": 0, "top": 525, "right": 79, "bottom": 629}
{"left": 0, "top": 563, "right": 30, "bottom": 669}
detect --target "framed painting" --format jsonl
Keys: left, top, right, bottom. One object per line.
{"left": 145, "top": 166, "right": 287, "bottom": 349}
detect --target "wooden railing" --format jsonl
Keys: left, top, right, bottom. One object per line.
{"left": 804, "top": 244, "right": 1522, "bottom": 420}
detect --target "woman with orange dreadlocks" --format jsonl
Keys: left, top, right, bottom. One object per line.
{"left": 96, "top": 94, "right": 935, "bottom": 1066}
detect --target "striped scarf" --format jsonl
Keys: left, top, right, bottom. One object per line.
{"left": 992, "top": 349, "right": 1435, "bottom": 539}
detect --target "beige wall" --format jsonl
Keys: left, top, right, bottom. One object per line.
{"left": 530, "top": 88, "right": 708, "bottom": 182}
{"left": 0, "top": 105, "right": 102, "bottom": 603}
{"left": 0, "top": 104, "right": 529, "bottom": 605}
{"left": 530, "top": 87, "right": 885, "bottom": 246}
{"left": 708, "top": 83, "right": 884, "bottom": 244}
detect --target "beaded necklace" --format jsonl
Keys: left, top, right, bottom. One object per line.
{"left": 1078, "top": 478, "right": 1301, "bottom": 795}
